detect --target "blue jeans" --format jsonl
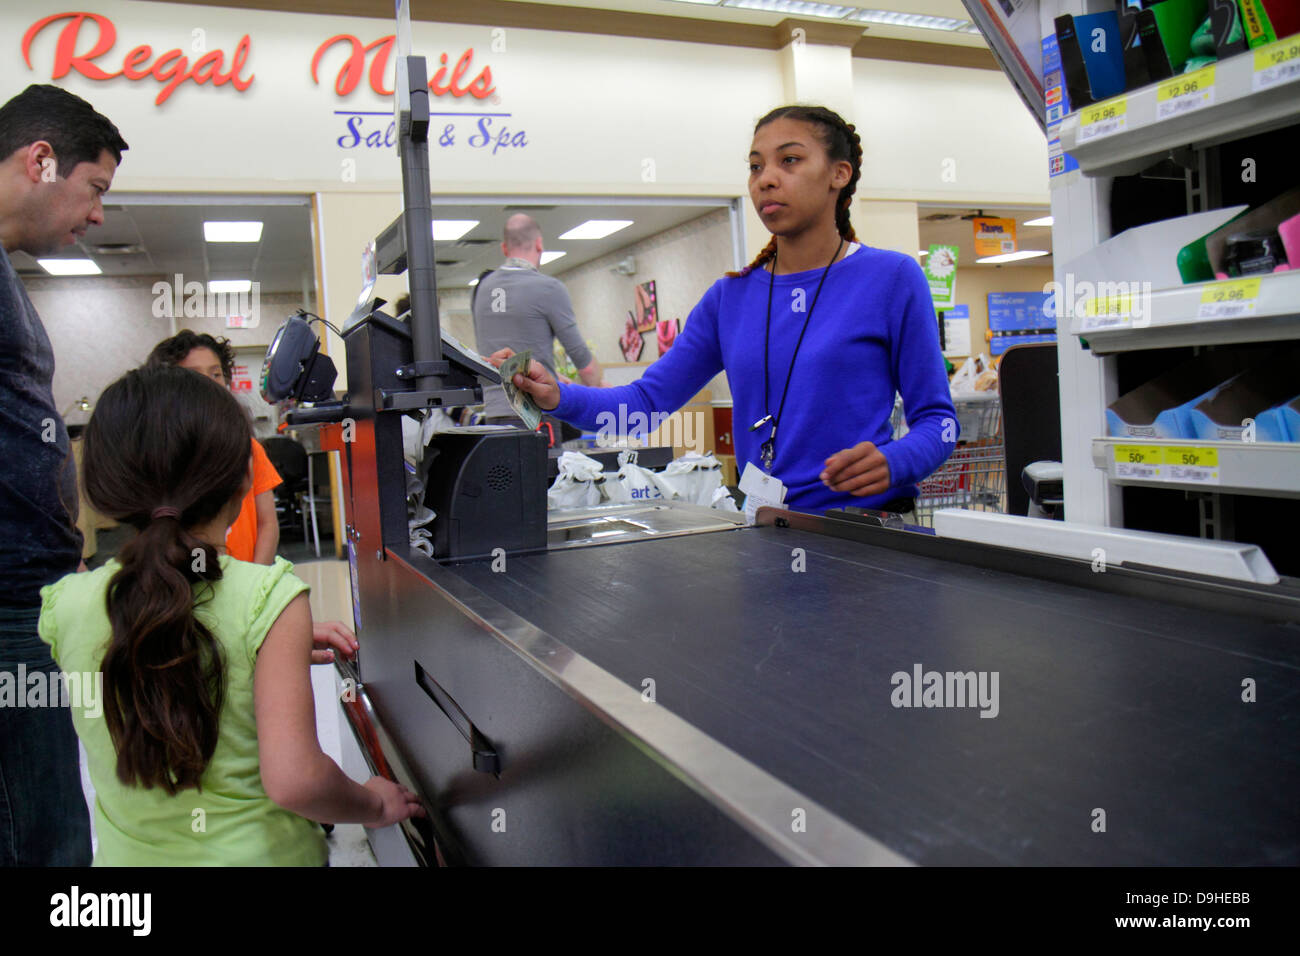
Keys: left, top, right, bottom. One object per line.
{"left": 0, "top": 605, "right": 92, "bottom": 866}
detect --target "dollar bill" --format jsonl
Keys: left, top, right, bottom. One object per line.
{"left": 499, "top": 349, "right": 542, "bottom": 431}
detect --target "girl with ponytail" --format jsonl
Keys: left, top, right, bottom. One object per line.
{"left": 38, "top": 366, "right": 421, "bottom": 865}
{"left": 493, "top": 104, "right": 958, "bottom": 515}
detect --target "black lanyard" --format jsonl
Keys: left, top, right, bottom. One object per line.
{"left": 749, "top": 237, "right": 843, "bottom": 470}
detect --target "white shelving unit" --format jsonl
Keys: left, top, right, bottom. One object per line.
{"left": 1070, "top": 270, "right": 1300, "bottom": 352}
{"left": 1031, "top": 2, "right": 1300, "bottom": 560}
{"left": 1058, "top": 36, "right": 1300, "bottom": 176}
{"left": 1091, "top": 438, "right": 1300, "bottom": 498}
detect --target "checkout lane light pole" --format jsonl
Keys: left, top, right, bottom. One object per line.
{"left": 394, "top": 52, "right": 442, "bottom": 394}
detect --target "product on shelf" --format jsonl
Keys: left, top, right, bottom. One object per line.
{"left": 1176, "top": 188, "right": 1300, "bottom": 281}
{"left": 1187, "top": 347, "right": 1300, "bottom": 441}
{"left": 1138, "top": 0, "right": 1210, "bottom": 80}
{"left": 1277, "top": 211, "right": 1300, "bottom": 267}
{"left": 1066, "top": 205, "right": 1245, "bottom": 291}
{"left": 1204, "top": 187, "right": 1300, "bottom": 279}
{"left": 1106, "top": 348, "right": 1266, "bottom": 438}
{"left": 1223, "top": 229, "right": 1288, "bottom": 275}
{"left": 1208, "top": 0, "right": 1249, "bottom": 57}
{"left": 1254, "top": 395, "right": 1300, "bottom": 441}
{"left": 1055, "top": 11, "right": 1126, "bottom": 107}
{"left": 1238, "top": 0, "right": 1300, "bottom": 48}
{"left": 1117, "top": 2, "right": 1152, "bottom": 89}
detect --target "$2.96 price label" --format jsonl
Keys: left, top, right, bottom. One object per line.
{"left": 1077, "top": 97, "right": 1128, "bottom": 142}
{"left": 1197, "top": 278, "right": 1261, "bottom": 319}
{"left": 1157, "top": 65, "right": 1215, "bottom": 119}
{"left": 1254, "top": 37, "right": 1300, "bottom": 91}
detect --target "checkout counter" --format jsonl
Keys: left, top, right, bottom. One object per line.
{"left": 269, "top": 23, "right": 1300, "bottom": 867}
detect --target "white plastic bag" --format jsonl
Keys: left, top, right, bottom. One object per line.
{"left": 547, "top": 451, "right": 605, "bottom": 510}
{"left": 660, "top": 452, "right": 725, "bottom": 506}
{"left": 949, "top": 353, "right": 989, "bottom": 396}
{"left": 616, "top": 450, "right": 676, "bottom": 503}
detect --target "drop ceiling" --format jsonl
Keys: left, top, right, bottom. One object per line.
{"left": 918, "top": 203, "right": 1054, "bottom": 268}
{"left": 13, "top": 195, "right": 733, "bottom": 296}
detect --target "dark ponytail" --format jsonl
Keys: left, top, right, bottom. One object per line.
{"left": 82, "top": 366, "right": 252, "bottom": 793}
{"left": 728, "top": 104, "right": 863, "bottom": 278}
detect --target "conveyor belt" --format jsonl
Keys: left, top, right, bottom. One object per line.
{"left": 452, "top": 523, "right": 1300, "bottom": 865}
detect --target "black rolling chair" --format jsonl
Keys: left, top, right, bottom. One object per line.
{"left": 998, "top": 344, "right": 1064, "bottom": 520}
{"left": 260, "top": 437, "right": 310, "bottom": 540}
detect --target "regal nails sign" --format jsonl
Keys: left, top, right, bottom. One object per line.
{"left": 21, "top": 12, "right": 498, "bottom": 106}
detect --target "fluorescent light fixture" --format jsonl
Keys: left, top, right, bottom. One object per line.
{"left": 558, "top": 220, "right": 633, "bottom": 241}
{"left": 848, "top": 9, "right": 977, "bottom": 32}
{"left": 1023, "top": 216, "right": 1054, "bottom": 227}
{"left": 540, "top": 251, "right": 567, "bottom": 265}
{"left": 203, "top": 221, "right": 263, "bottom": 242}
{"left": 723, "top": 0, "right": 857, "bottom": 18}
{"left": 208, "top": 279, "right": 252, "bottom": 293}
{"left": 37, "top": 258, "right": 101, "bottom": 275}
{"left": 431, "top": 220, "right": 479, "bottom": 241}
{"left": 975, "top": 250, "right": 1050, "bottom": 264}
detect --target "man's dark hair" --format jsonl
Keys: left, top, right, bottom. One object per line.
{"left": 146, "top": 330, "right": 236, "bottom": 385}
{"left": 0, "top": 84, "right": 128, "bottom": 177}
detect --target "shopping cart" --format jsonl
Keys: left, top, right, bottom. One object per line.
{"left": 892, "top": 393, "right": 1006, "bottom": 527}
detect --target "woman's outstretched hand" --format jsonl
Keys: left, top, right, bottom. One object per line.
{"left": 488, "top": 348, "right": 562, "bottom": 411}
{"left": 821, "top": 442, "right": 891, "bottom": 498}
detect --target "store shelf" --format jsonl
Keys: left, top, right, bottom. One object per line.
{"left": 1068, "top": 271, "right": 1300, "bottom": 354}
{"left": 1059, "top": 38, "right": 1300, "bottom": 177}
{"left": 1092, "top": 438, "right": 1300, "bottom": 498}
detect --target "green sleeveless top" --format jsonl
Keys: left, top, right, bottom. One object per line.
{"left": 39, "top": 555, "right": 328, "bottom": 867}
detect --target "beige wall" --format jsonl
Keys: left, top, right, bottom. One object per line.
{"left": 27, "top": 275, "right": 313, "bottom": 423}
{"left": 554, "top": 208, "right": 735, "bottom": 401}
{"left": 944, "top": 265, "right": 1056, "bottom": 362}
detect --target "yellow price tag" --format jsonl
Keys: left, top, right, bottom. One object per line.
{"left": 1253, "top": 37, "right": 1300, "bottom": 91}
{"left": 1164, "top": 447, "right": 1218, "bottom": 467}
{"left": 1115, "top": 445, "right": 1161, "bottom": 465}
{"left": 1077, "top": 97, "right": 1128, "bottom": 142}
{"left": 1158, "top": 66, "right": 1215, "bottom": 101}
{"left": 1156, "top": 66, "right": 1215, "bottom": 119}
{"left": 1081, "top": 98, "right": 1127, "bottom": 125}
{"left": 1198, "top": 278, "right": 1261, "bottom": 318}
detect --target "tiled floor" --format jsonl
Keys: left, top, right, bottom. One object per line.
{"left": 78, "top": 554, "right": 378, "bottom": 866}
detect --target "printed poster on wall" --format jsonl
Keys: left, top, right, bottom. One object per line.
{"left": 973, "top": 217, "right": 1018, "bottom": 258}
{"left": 923, "top": 244, "right": 959, "bottom": 311}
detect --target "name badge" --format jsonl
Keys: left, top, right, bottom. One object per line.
{"left": 739, "top": 462, "right": 786, "bottom": 525}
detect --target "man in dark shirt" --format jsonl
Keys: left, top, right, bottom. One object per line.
{"left": 0, "top": 85, "right": 127, "bottom": 865}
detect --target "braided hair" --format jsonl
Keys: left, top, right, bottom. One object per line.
{"left": 728, "top": 105, "right": 863, "bottom": 278}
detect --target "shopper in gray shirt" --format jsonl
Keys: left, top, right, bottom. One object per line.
{"left": 473, "top": 214, "right": 604, "bottom": 424}
{"left": 0, "top": 84, "right": 127, "bottom": 865}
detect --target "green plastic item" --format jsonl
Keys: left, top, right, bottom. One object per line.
{"left": 1183, "top": 55, "right": 1219, "bottom": 71}
{"left": 1150, "top": 0, "right": 1210, "bottom": 73}
{"left": 1190, "top": 15, "right": 1218, "bottom": 56}
{"left": 1176, "top": 207, "right": 1249, "bottom": 283}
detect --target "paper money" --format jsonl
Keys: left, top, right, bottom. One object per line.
{"left": 499, "top": 350, "right": 542, "bottom": 430}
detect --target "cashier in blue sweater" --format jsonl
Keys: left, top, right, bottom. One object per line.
{"left": 492, "top": 104, "right": 958, "bottom": 515}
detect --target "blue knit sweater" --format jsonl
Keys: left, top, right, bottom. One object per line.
{"left": 553, "top": 245, "right": 958, "bottom": 512}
